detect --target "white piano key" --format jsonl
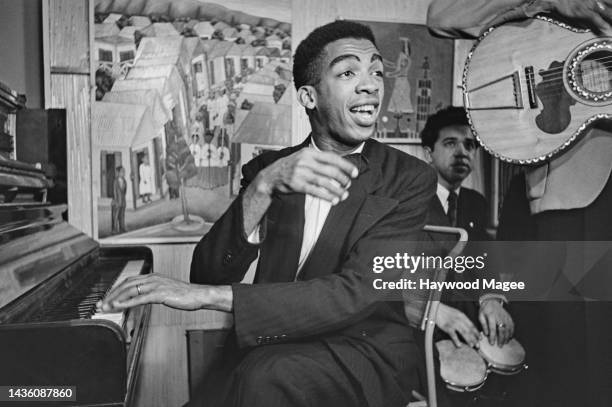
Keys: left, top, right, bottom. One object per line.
{"left": 91, "top": 259, "right": 145, "bottom": 325}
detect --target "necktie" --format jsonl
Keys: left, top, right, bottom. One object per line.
{"left": 343, "top": 153, "right": 368, "bottom": 174}
{"left": 447, "top": 190, "right": 458, "bottom": 227}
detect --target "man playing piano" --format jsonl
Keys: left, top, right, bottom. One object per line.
{"left": 100, "top": 20, "right": 437, "bottom": 407}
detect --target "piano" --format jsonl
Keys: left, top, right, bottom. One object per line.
{"left": 0, "top": 157, "right": 152, "bottom": 406}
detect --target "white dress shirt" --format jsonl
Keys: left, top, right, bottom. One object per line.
{"left": 436, "top": 183, "right": 460, "bottom": 214}
{"left": 248, "top": 140, "right": 365, "bottom": 279}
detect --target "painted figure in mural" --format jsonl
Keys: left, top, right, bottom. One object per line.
{"left": 197, "top": 104, "right": 210, "bottom": 132}
{"left": 189, "top": 134, "right": 202, "bottom": 167}
{"left": 217, "top": 134, "right": 231, "bottom": 167}
{"left": 210, "top": 89, "right": 229, "bottom": 133}
{"left": 385, "top": 37, "right": 414, "bottom": 117}
{"left": 138, "top": 155, "right": 154, "bottom": 204}
{"left": 111, "top": 166, "right": 127, "bottom": 234}
{"left": 200, "top": 130, "right": 219, "bottom": 167}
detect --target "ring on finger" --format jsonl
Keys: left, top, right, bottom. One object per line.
{"left": 137, "top": 284, "right": 142, "bottom": 295}
{"left": 496, "top": 322, "right": 505, "bottom": 328}
{"left": 596, "top": 0, "right": 606, "bottom": 12}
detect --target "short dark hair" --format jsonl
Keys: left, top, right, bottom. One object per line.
{"left": 420, "top": 106, "right": 471, "bottom": 149}
{"left": 293, "top": 20, "right": 377, "bottom": 90}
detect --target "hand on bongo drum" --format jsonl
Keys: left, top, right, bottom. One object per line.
{"left": 479, "top": 300, "right": 514, "bottom": 346}
{"left": 436, "top": 303, "right": 480, "bottom": 348}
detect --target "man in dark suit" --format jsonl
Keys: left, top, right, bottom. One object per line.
{"left": 419, "top": 106, "right": 513, "bottom": 348}
{"left": 99, "top": 21, "right": 437, "bottom": 407}
{"left": 421, "top": 106, "right": 489, "bottom": 242}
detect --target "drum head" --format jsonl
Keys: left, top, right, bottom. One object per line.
{"left": 436, "top": 340, "right": 487, "bottom": 391}
{"left": 478, "top": 337, "right": 526, "bottom": 374}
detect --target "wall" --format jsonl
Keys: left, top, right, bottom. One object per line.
{"left": 0, "top": 0, "right": 43, "bottom": 109}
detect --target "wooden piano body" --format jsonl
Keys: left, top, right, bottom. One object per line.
{"left": 0, "top": 157, "right": 152, "bottom": 406}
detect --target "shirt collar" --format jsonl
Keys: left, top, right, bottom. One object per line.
{"left": 309, "top": 138, "right": 365, "bottom": 155}
{"left": 437, "top": 183, "right": 460, "bottom": 204}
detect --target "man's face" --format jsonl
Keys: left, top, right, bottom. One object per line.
{"left": 426, "top": 125, "right": 477, "bottom": 188}
{"left": 310, "top": 38, "right": 384, "bottom": 147}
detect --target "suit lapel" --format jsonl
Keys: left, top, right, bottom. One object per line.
{"left": 256, "top": 138, "right": 311, "bottom": 283}
{"left": 257, "top": 192, "right": 305, "bottom": 283}
{"left": 298, "top": 140, "right": 397, "bottom": 280}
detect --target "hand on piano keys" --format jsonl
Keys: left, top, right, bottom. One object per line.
{"left": 96, "top": 274, "right": 234, "bottom": 313}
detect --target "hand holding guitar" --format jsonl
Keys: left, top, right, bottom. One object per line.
{"left": 536, "top": 0, "right": 612, "bottom": 35}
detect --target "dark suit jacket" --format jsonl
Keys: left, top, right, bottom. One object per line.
{"left": 190, "top": 137, "right": 437, "bottom": 406}
{"left": 429, "top": 186, "right": 489, "bottom": 242}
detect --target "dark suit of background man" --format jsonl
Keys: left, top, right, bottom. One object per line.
{"left": 99, "top": 21, "right": 437, "bottom": 407}
{"left": 419, "top": 106, "right": 515, "bottom": 405}
{"left": 421, "top": 106, "right": 489, "bottom": 242}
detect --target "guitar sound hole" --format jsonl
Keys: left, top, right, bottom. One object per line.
{"left": 567, "top": 40, "right": 612, "bottom": 105}
{"left": 577, "top": 50, "right": 612, "bottom": 94}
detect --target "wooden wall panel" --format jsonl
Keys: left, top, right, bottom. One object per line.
{"left": 45, "top": 0, "right": 94, "bottom": 236}
{"left": 48, "top": 75, "right": 93, "bottom": 235}
{"left": 48, "top": 0, "right": 89, "bottom": 71}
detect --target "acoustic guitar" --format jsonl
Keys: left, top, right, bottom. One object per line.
{"left": 463, "top": 16, "right": 612, "bottom": 164}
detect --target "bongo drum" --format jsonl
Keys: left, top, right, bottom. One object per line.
{"left": 436, "top": 339, "right": 488, "bottom": 392}
{"left": 477, "top": 337, "right": 527, "bottom": 375}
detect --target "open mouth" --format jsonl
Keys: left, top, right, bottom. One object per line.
{"left": 349, "top": 103, "right": 379, "bottom": 125}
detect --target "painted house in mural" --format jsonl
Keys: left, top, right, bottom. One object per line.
{"left": 265, "top": 34, "right": 283, "bottom": 51}
{"left": 203, "top": 40, "right": 234, "bottom": 87}
{"left": 280, "top": 49, "right": 291, "bottom": 64}
{"left": 94, "top": 35, "right": 136, "bottom": 79}
{"left": 254, "top": 46, "right": 270, "bottom": 69}
{"left": 182, "top": 37, "right": 211, "bottom": 103}
{"left": 234, "top": 89, "right": 291, "bottom": 160}
{"left": 193, "top": 21, "right": 215, "bottom": 39}
{"left": 93, "top": 101, "right": 164, "bottom": 209}
{"left": 118, "top": 26, "right": 139, "bottom": 40}
{"left": 102, "top": 13, "right": 123, "bottom": 24}
{"left": 138, "top": 22, "right": 180, "bottom": 37}
{"left": 95, "top": 22, "right": 120, "bottom": 38}
{"left": 116, "top": 64, "right": 188, "bottom": 139}
{"left": 238, "top": 60, "right": 291, "bottom": 105}
{"left": 240, "top": 45, "right": 257, "bottom": 72}
{"left": 127, "top": 36, "right": 208, "bottom": 135}
{"left": 101, "top": 89, "right": 170, "bottom": 203}
{"left": 128, "top": 15, "right": 151, "bottom": 28}
{"left": 226, "top": 43, "right": 251, "bottom": 79}
{"left": 238, "top": 28, "right": 256, "bottom": 45}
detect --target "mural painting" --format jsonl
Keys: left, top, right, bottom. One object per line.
{"left": 356, "top": 20, "right": 454, "bottom": 143}
{"left": 92, "top": 0, "right": 292, "bottom": 241}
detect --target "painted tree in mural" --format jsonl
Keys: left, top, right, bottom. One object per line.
{"left": 165, "top": 124, "right": 197, "bottom": 224}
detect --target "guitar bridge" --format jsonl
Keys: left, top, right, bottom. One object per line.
{"left": 466, "top": 71, "right": 524, "bottom": 110}
{"left": 525, "top": 66, "right": 538, "bottom": 108}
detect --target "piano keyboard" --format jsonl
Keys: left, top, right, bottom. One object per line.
{"left": 31, "top": 259, "right": 144, "bottom": 324}
{"left": 91, "top": 259, "right": 144, "bottom": 326}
